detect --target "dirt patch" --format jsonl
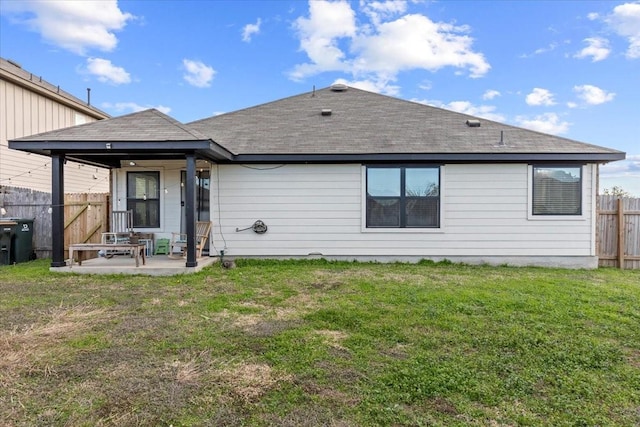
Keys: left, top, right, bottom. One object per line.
{"left": 428, "top": 396, "right": 459, "bottom": 415}
{"left": 262, "top": 405, "right": 353, "bottom": 427}
{"left": 0, "top": 305, "right": 112, "bottom": 387}
{"left": 216, "top": 362, "right": 291, "bottom": 403}
{"left": 315, "top": 329, "right": 350, "bottom": 351}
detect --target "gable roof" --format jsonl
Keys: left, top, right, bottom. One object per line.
{"left": 188, "top": 86, "right": 624, "bottom": 162}
{"left": 10, "top": 85, "right": 625, "bottom": 166}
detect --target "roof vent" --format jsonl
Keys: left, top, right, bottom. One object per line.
{"left": 321, "top": 109, "right": 332, "bottom": 116}
{"left": 330, "top": 83, "right": 348, "bottom": 92}
{"left": 466, "top": 119, "right": 481, "bottom": 127}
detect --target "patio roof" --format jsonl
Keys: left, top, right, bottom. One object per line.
{"left": 10, "top": 109, "right": 233, "bottom": 168}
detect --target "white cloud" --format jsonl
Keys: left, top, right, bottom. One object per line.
{"left": 515, "top": 113, "right": 570, "bottom": 135}
{"left": 332, "top": 77, "right": 400, "bottom": 96}
{"left": 418, "top": 80, "right": 432, "bottom": 91}
{"left": 352, "top": 14, "right": 490, "bottom": 78}
{"left": 419, "top": 99, "right": 505, "bottom": 122}
{"left": 605, "top": 2, "right": 640, "bottom": 59}
{"left": 441, "top": 101, "right": 505, "bottom": 122}
{"left": 573, "top": 84, "right": 615, "bottom": 105}
{"left": 519, "top": 40, "right": 570, "bottom": 58}
{"left": 101, "top": 102, "right": 171, "bottom": 115}
{"left": 361, "top": 0, "right": 407, "bottom": 26}
{"left": 1, "top": 0, "right": 133, "bottom": 55}
{"left": 600, "top": 154, "right": 640, "bottom": 176}
{"left": 600, "top": 155, "right": 640, "bottom": 196}
{"left": 182, "top": 59, "right": 216, "bottom": 88}
{"left": 290, "top": 0, "right": 356, "bottom": 79}
{"left": 525, "top": 88, "right": 556, "bottom": 106}
{"left": 482, "top": 89, "right": 501, "bottom": 100}
{"left": 574, "top": 37, "right": 610, "bottom": 62}
{"left": 86, "top": 57, "right": 130, "bottom": 85}
{"left": 290, "top": 1, "right": 490, "bottom": 83}
{"left": 242, "top": 18, "right": 262, "bottom": 42}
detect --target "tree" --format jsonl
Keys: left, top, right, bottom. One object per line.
{"left": 601, "top": 186, "right": 633, "bottom": 198}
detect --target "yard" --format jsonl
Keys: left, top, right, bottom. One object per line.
{"left": 1, "top": 259, "right": 639, "bottom": 426}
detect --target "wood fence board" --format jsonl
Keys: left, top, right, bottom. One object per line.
{"left": 598, "top": 195, "right": 640, "bottom": 269}
{"left": 1, "top": 185, "right": 108, "bottom": 260}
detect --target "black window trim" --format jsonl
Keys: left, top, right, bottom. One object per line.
{"left": 365, "top": 164, "right": 441, "bottom": 228}
{"left": 531, "top": 163, "right": 584, "bottom": 216}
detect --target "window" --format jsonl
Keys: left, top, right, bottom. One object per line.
{"left": 532, "top": 166, "right": 582, "bottom": 215}
{"left": 127, "top": 172, "right": 160, "bottom": 228}
{"left": 366, "top": 166, "right": 440, "bottom": 228}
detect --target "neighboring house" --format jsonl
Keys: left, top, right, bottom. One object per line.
{"left": 0, "top": 57, "right": 110, "bottom": 193}
{"left": 10, "top": 85, "right": 625, "bottom": 269}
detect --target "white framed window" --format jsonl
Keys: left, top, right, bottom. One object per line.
{"left": 127, "top": 171, "right": 160, "bottom": 228}
{"left": 531, "top": 165, "right": 582, "bottom": 215}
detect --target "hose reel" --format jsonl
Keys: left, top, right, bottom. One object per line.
{"left": 235, "top": 220, "right": 268, "bottom": 234}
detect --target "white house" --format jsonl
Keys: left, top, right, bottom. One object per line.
{"left": 10, "top": 85, "right": 625, "bottom": 269}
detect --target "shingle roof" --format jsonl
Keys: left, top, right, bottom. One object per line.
{"left": 10, "top": 85, "right": 624, "bottom": 165}
{"left": 188, "top": 86, "right": 623, "bottom": 157}
{"left": 17, "top": 108, "right": 209, "bottom": 142}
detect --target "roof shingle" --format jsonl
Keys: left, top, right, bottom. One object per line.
{"left": 188, "top": 86, "right": 622, "bottom": 156}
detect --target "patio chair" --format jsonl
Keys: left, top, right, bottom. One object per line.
{"left": 169, "top": 221, "right": 212, "bottom": 259}
{"left": 102, "top": 210, "right": 134, "bottom": 244}
{"left": 99, "top": 210, "right": 134, "bottom": 258}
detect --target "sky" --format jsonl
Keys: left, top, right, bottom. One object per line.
{"left": 1, "top": 0, "right": 638, "bottom": 195}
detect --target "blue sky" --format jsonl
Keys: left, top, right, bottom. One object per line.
{"left": 1, "top": 0, "right": 638, "bottom": 195}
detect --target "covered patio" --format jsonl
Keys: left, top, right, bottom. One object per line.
{"left": 9, "top": 109, "right": 233, "bottom": 273}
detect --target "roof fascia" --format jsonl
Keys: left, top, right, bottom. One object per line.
{"left": 9, "top": 139, "right": 234, "bottom": 162}
{"left": 229, "top": 152, "right": 626, "bottom": 164}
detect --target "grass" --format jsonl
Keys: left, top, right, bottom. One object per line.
{"left": 1, "top": 258, "right": 639, "bottom": 426}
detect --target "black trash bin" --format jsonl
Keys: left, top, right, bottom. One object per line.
{"left": 8, "top": 218, "right": 35, "bottom": 263}
{"left": 0, "top": 220, "right": 17, "bottom": 265}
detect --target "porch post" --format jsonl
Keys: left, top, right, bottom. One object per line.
{"left": 51, "top": 153, "right": 65, "bottom": 267}
{"left": 185, "top": 153, "right": 197, "bottom": 267}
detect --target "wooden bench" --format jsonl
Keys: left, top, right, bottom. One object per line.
{"left": 68, "top": 243, "right": 146, "bottom": 267}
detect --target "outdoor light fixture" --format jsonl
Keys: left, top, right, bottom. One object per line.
{"left": 129, "top": 161, "right": 136, "bottom": 166}
{"left": 0, "top": 207, "right": 6, "bottom": 216}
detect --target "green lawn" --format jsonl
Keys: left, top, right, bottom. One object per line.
{"left": 1, "top": 259, "right": 639, "bottom": 426}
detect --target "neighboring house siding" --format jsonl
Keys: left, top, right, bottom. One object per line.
{"left": 0, "top": 69, "right": 110, "bottom": 193}
{"left": 211, "top": 163, "right": 596, "bottom": 267}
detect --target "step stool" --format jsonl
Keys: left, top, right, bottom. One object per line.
{"left": 154, "top": 238, "right": 170, "bottom": 255}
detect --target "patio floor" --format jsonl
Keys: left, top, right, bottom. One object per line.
{"left": 51, "top": 253, "right": 218, "bottom": 276}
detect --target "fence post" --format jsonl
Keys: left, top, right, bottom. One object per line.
{"left": 617, "top": 198, "right": 625, "bottom": 270}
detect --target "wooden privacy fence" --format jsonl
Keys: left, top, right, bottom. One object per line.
{"left": 597, "top": 195, "right": 640, "bottom": 269}
{"left": 0, "top": 186, "right": 109, "bottom": 260}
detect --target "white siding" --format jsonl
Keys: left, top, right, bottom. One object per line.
{"left": 0, "top": 78, "right": 109, "bottom": 193}
{"left": 110, "top": 160, "right": 200, "bottom": 240}
{"left": 211, "top": 163, "right": 596, "bottom": 267}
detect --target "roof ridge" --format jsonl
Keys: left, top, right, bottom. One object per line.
{"left": 147, "top": 109, "right": 210, "bottom": 140}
